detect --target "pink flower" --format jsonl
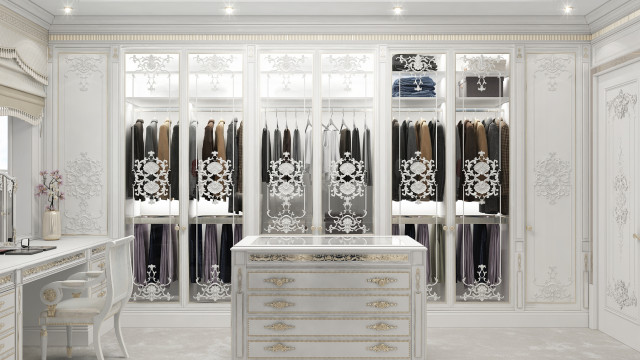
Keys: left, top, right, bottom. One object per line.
{"left": 40, "top": 170, "right": 48, "bottom": 176}
{"left": 58, "top": 192, "right": 65, "bottom": 200}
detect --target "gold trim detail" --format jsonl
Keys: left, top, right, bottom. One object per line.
{"left": 264, "top": 343, "right": 295, "bottom": 352}
{"left": 249, "top": 254, "right": 408, "bottom": 262}
{"left": 367, "top": 277, "right": 397, "bottom": 287}
{"left": 0, "top": 301, "right": 4, "bottom": 309}
{"left": 97, "top": 291, "right": 106, "bottom": 298}
{"left": 264, "top": 277, "right": 295, "bottom": 287}
{"left": 592, "top": 8, "right": 640, "bottom": 39}
{"left": 92, "top": 246, "right": 106, "bottom": 255}
{"left": 265, "top": 301, "right": 295, "bottom": 309}
{"left": 366, "top": 301, "right": 397, "bottom": 309}
{"left": 24, "top": 253, "right": 86, "bottom": 278}
{"left": 49, "top": 33, "right": 592, "bottom": 42}
{"left": 97, "top": 261, "right": 106, "bottom": 270}
{"left": 0, "top": 275, "right": 11, "bottom": 286}
{"left": 46, "top": 305, "right": 57, "bottom": 317}
{"left": 369, "top": 343, "right": 397, "bottom": 352}
{"left": 43, "top": 289, "right": 57, "bottom": 302}
{"left": 40, "top": 329, "right": 47, "bottom": 337}
{"left": 367, "top": 322, "right": 398, "bottom": 331}
{"left": 66, "top": 346, "right": 72, "bottom": 358}
{"left": 264, "top": 322, "right": 295, "bottom": 331}
{"left": 71, "top": 292, "right": 81, "bottom": 298}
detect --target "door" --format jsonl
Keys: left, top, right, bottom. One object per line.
{"left": 597, "top": 60, "right": 640, "bottom": 351}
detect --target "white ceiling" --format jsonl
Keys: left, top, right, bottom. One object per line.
{"left": 27, "top": 0, "right": 611, "bottom": 17}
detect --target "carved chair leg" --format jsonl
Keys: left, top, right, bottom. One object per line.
{"left": 40, "top": 325, "right": 48, "bottom": 360}
{"left": 66, "top": 325, "right": 73, "bottom": 358}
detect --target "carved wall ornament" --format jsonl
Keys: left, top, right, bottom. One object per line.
{"left": 328, "top": 54, "right": 367, "bottom": 91}
{"left": 133, "top": 151, "right": 170, "bottom": 204}
{"left": 607, "top": 279, "right": 638, "bottom": 310}
{"left": 607, "top": 89, "right": 637, "bottom": 121}
{"left": 534, "top": 55, "right": 573, "bottom": 91}
{"left": 194, "top": 264, "right": 232, "bottom": 302}
{"left": 401, "top": 151, "right": 436, "bottom": 203}
{"left": 464, "top": 151, "right": 500, "bottom": 204}
{"left": 461, "top": 55, "right": 506, "bottom": 92}
{"left": 195, "top": 54, "right": 233, "bottom": 91}
{"left": 64, "top": 152, "right": 104, "bottom": 233}
{"left": 462, "top": 265, "right": 504, "bottom": 302}
{"left": 395, "top": 54, "right": 437, "bottom": 72}
{"left": 613, "top": 145, "right": 629, "bottom": 251}
{"left": 534, "top": 152, "right": 571, "bottom": 205}
{"left": 265, "top": 152, "right": 307, "bottom": 233}
{"left": 132, "top": 264, "right": 173, "bottom": 302}
{"left": 533, "top": 266, "right": 572, "bottom": 302}
{"left": 198, "top": 151, "right": 232, "bottom": 202}
{"left": 65, "top": 55, "right": 103, "bottom": 91}
{"left": 131, "top": 54, "right": 171, "bottom": 92}
{"left": 266, "top": 54, "right": 306, "bottom": 90}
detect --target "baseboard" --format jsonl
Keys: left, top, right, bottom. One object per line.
{"left": 23, "top": 318, "right": 114, "bottom": 347}
{"left": 121, "top": 308, "right": 588, "bottom": 328}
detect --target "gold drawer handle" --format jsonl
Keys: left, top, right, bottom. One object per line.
{"left": 97, "top": 262, "right": 105, "bottom": 270}
{"left": 367, "top": 322, "right": 397, "bottom": 331}
{"left": 633, "top": 233, "right": 639, "bottom": 241}
{"left": 72, "top": 292, "right": 82, "bottom": 298}
{"left": 265, "top": 343, "right": 295, "bottom": 352}
{"left": 265, "top": 301, "right": 295, "bottom": 309}
{"left": 366, "top": 301, "right": 397, "bottom": 309}
{"left": 367, "top": 277, "right": 398, "bottom": 287}
{"left": 369, "top": 343, "right": 397, "bottom": 352}
{"left": 264, "top": 277, "right": 295, "bottom": 287}
{"left": 98, "top": 291, "right": 106, "bottom": 298}
{"left": 264, "top": 322, "right": 295, "bottom": 331}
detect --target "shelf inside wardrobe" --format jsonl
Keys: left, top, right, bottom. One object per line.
{"left": 126, "top": 215, "right": 179, "bottom": 225}
{"left": 260, "top": 97, "right": 373, "bottom": 108}
{"left": 391, "top": 214, "right": 508, "bottom": 225}
{"left": 126, "top": 97, "right": 180, "bottom": 109}
{"left": 455, "top": 97, "right": 509, "bottom": 109}
{"left": 392, "top": 96, "right": 446, "bottom": 109}
{"left": 126, "top": 215, "right": 241, "bottom": 225}
{"left": 188, "top": 97, "right": 243, "bottom": 109}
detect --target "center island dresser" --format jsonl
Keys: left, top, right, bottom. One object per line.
{"left": 231, "top": 236, "right": 427, "bottom": 360}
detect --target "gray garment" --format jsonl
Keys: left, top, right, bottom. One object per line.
{"left": 226, "top": 119, "right": 239, "bottom": 184}
{"left": 455, "top": 123, "right": 461, "bottom": 190}
{"left": 159, "top": 224, "right": 175, "bottom": 285}
{"left": 429, "top": 224, "right": 445, "bottom": 284}
{"left": 261, "top": 127, "right": 271, "bottom": 182}
{"left": 292, "top": 128, "right": 302, "bottom": 161}
{"left": 304, "top": 125, "right": 312, "bottom": 172}
{"left": 461, "top": 224, "right": 474, "bottom": 284}
{"left": 363, "top": 127, "right": 372, "bottom": 186}
{"left": 351, "top": 127, "right": 361, "bottom": 161}
{"left": 134, "top": 224, "right": 149, "bottom": 284}
{"left": 480, "top": 119, "right": 501, "bottom": 214}
{"left": 202, "top": 224, "right": 218, "bottom": 284}
{"left": 406, "top": 121, "right": 418, "bottom": 159}
{"left": 273, "top": 128, "right": 283, "bottom": 160}
{"left": 487, "top": 224, "right": 501, "bottom": 284}
{"left": 145, "top": 120, "right": 158, "bottom": 157}
{"left": 323, "top": 129, "right": 339, "bottom": 175}
{"left": 189, "top": 122, "right": 197, "bottom": 199}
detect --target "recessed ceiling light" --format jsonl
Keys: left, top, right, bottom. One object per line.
{"left": 225, "top": 6, "right": 234, "bottom": 15}
{"left": 63, "top": 6, "right": 73, "bottom": 14}
{"left": 564, "top": 6, "right": 573, "bottom": 14}
{"left": 393, "top": 6, "right": 403, "bottom": 15}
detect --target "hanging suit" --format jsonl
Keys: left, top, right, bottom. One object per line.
{"left": 158, "top": 120, "right": 171, "bottom": 200}
{"left": 430, "top": 120, "right": 446, "bottom": 202}
{"left": 170, "top": 123, "right": 179, "bottom": 200}
{"left": 392, "top": 119, "right": 400, "bottom": 201}
{"left": 262, "top": 127, "right": 271, "bottom": 182}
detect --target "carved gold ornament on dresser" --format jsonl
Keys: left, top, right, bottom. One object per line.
{"left": 232, "top": 236, "right": 427, "bottom": 359}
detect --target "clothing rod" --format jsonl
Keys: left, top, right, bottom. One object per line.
{"left": 456, "top": 108, "right": 504, "bottom": 112}
{"left": 262, "top": 108, "right": 373, "bottom": 112}
{"left": 393, "top": 109, "right": 443, "bottom": 112}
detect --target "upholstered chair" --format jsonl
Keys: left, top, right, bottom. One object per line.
{"left": 39, "top": 236, "right": 134, "bottom": 360}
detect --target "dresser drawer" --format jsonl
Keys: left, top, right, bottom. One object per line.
{"left": 0, "top": 311, "right": 15, "bottom": 336}
{"left": 248, "top": 317, "right": 410, "bottom": 337}
{"left": 92, "top": 283, "right": 107, "bottom": 299}
{"left": 248, "top": 340, "right": 410, "bottom": 359}
{"left": 0, "top": 331, "right": 15, "bottom": 360}
{"left": 248, "top": 294, "right": 410, "bottom": 314}
{"left": 248, "top": 271, "right": 410, "bottom": 291}
{"left": 0, "top": 292, "right": 14, "bottom": 315}
{"left": 89, "top": 257, "right": 106, "bottom": 272}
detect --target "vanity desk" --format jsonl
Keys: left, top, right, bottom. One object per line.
{"left": 231, "top": 236, "right": 427, "bottom": 360}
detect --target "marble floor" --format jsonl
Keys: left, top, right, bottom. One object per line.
{"left": 24, "top": 327, "right": 640, "bottom": 359}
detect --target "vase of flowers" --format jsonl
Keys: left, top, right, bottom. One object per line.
{"left": 36, "top": 170, "right": 64, "bottom": 240}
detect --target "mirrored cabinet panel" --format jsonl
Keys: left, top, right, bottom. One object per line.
{"left": 125, "top": 53, "right": 181, "bottom": 302}
{"left": 455, "top": 53, "right": 510, "bottom": 303}
{"left": 390, "top": 53, "right": 447, "bottom": 302}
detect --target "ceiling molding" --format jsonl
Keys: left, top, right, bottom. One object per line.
{"left": 0, "top": 0, "right": 52, "bottom": 28}
{"left": 587, "top": 0, "right": 640, "bottom": 33}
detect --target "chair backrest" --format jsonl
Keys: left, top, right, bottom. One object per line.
{"left": 101, "top": 236, "right": 134, "bottom": 315}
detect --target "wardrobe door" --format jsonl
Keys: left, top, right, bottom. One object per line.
{"left": 390, "top": 52, "right": 447, "bottom": 302}
{"left": 125, "top": 53, "right": 181, "bottom": 302}
{"left": 598, "top": 63, "right": 640, "bottom": 350}
{"left": 259, "top": 52, "right": 314, "bottom": 234}
{"left": 455, "top": 53, "right": 511, "bottom": 303}
{"left": 320, "top": 52, "right": 375, "bottom": 235}
{"left": 525, "top": 53, "right": 576, "bottom": 306}
{"left": 187, "top": 53, "right": 243, "bottom": 303}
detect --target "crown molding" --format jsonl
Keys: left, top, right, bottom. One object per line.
{"left": 587, "top": 0, "right": 640, "bottom": 34}
{"left": 0, "top": 3, "right": 49, "bottom": 44}
{"left": 0, "top": 0, "right": 52, "bottom": 29}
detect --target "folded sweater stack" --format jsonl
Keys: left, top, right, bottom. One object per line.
{"left": 392, "top": 76, "right": 436, "bottom": 97}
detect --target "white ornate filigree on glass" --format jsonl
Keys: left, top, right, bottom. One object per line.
{"left": 607, "top": 279, "right": 638, "bottom": 310}
{"left": 64, "top": 153, "right": 104, "bottom": 233}
{"left": 395, "top": 54, "right": 437, "bottom": 73}
{"left": 265, "top": 152, "right": 307, "bottom": 233}
{"left": 266, "top": 54, "right": 305, "bottom": 91}
{"left": 65, "top": 55, "right": 103, "bottom": 91}
{"left": 132, "top": 265, "right": 173, "bottom": 302}
{"left": 198, "top": 151, "right": 232, "bottom": 202}
{"left": 613, "top": 146, "right": 629, "bottom": 252}
{"left": 534, "top": 152, "right": 571, "bottom": 205}
{"left": 400, "top": 151, "right": 436, "bottom": 203}
{"left": 131, "top": 54, "right": 171, "bottom": 92}
{"left": 464, "top": 151, "right": 500, "bottom": 204}
{"left": 195, "top": 54, "right": 232, "bottom": 91}
{"left": 328, "top": 54, "right": 366, "bottom": 91}
{"left": 461, "top": 55, "right": 506, "bottom": 92}
{"left": 327, "top": 152, "right": 368, "bottom": 234}
{"left": 194, "top": 265, "right": 232, "bottom": 302}
{"left": 462, "top": 265, "right": 504, "bottom": 302}
{"left": 607, "top": 89, "right": 637, "bottom": 120}
{"left": 534, "top": 55, "right": 573, "bottom": 92}
{"left": 425, "top": 278, "right": 440, "bottom": 302}
{"left": 133, "top": 151, "right": 170, "bottom": 204}
{"left": 533, "top": 266, "right": 572, "bottom": 302}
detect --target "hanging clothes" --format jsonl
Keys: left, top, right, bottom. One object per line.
{"left": 292, "top": 128, "right": 302, "bottom": 161}
{"left": 133, "top": 224, "right": 149, "bottom": 284}
{"left": 406, "top": 121, "right": 417, "bottom": 159}
{"left": 392, "top": 119, "right": 400, "bottom": 201}
{"left": 261, "top": 126, "right": 271, "bottom": 182}
{"left": 283, "top": 127, "right": 292, "bottom": 155}
{"left": 202, "top": 224, "right": 218, "bottom": 284}
{"left": 429, "top": 224, "right": 445, "bottom": 284}
{"left": 235, "top": 121, "right": 244, "bottom": 212}
{"left": 472, "top": 224, "right": 489, "bottom": 282}
{"left": 404, "top": 224, "right": 416, "bottom": 240}
{"left": 159, "top": 224, "right": 175, "bottom": 285}
{"left": 455, "top": 122, "right": 462, "bottom": 197}
{"left": 126, "top": 125, "right": 133, "bottom": 199}
{"left": 461, "top": 120, "right": 477, "bottom": 201}
{"left": 145, "top": 120, "right": 158, "bottom": 157}
{"left": 339, "top": 127, "right": 352, "bottom": 157}
{"left": 416, "top": 224, "right": 430, "bottom": 282}
{"left": 227, "top": 119, "right": 239, "bottom": 213}
{"left": 456, "top": 224, "right": 463, "bottom": 282}
{"left": 363, "top": 126, "right": 372, "bottom": 186}
{"left": 392, "top": 223, "right": 400, "bottom": 235}
{"left": 351, "top": 127, "right": 361, "bottom": 161}
{"left": 148, "top": 224, "right": 163, "bottom": 282}
{"left": 461, "top": 224, "right": 474, "bottom": 283}
{"left": 322, "top": 129, "right": 339, "bottom": 175}
{"left": 132, "top": 119, "right": 145, "bottom": 200}
{"left": 418, "top": 119, "right": 432, "bottom": 202}
{"left": 189, "top": 224, "right": 203, "bottom": 283}
{"left": 481, "top": 119, "right": 500, "bottom": 214}
{"left": 189, "top": 121, "right": 198, "bottom": 200}
{"left": 158, "top": 120, "right": 171, "bottom": 200}
{"left": 400, "top": 120, "right": 408, "bottom": 166}
{"left": 215, "top": 119, "right": 226, "bottom": 160}
{"left": 219, "top": 224, "right": 233, "bottom": 283}
{"left": 487, "top": 224, "right": 502, "bottom": 284}
{"left": 475, "top": 121, "right": 488, "bottom": 157}
{"left": 202, "top": 119, "right": 215, "bottom": 159}
{"left": 430, "top": 120, "right": 446, "bottom": 202}
{"left": 234, "top": 224, "right": 243, "bottom": 245}
{"left": 499, "top": 119, "right": 510, "bottom": 215}
{"left": 170, "top": 123, "right": 179, "bottom": 200}
{"left": 273, "top": 127, "right": 283, "bottom": 160}
{"left": 456, "top": 121, "right": 464, "bottom": 200}
{"left": 304, "top": 124, "right": 312, "bottom": 172}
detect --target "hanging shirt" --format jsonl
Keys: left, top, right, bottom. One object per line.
{"left": 273, "top": 128, "right": 283, "bottom": 160}
{"left": 304, "top": 125, "right": 312, "bottom": 172}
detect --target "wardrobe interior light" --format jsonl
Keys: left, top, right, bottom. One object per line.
{"left": 63, "top": 6, "right": 73, "bottom": 14}
{"left": 393, "top": 6, "right": 403, "bottom": 15}
{"left": 564, "top": 6, "right": 573, "bottom": 14}
{"left": 225, "top": 6, "right": 234, "bottom": 15}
